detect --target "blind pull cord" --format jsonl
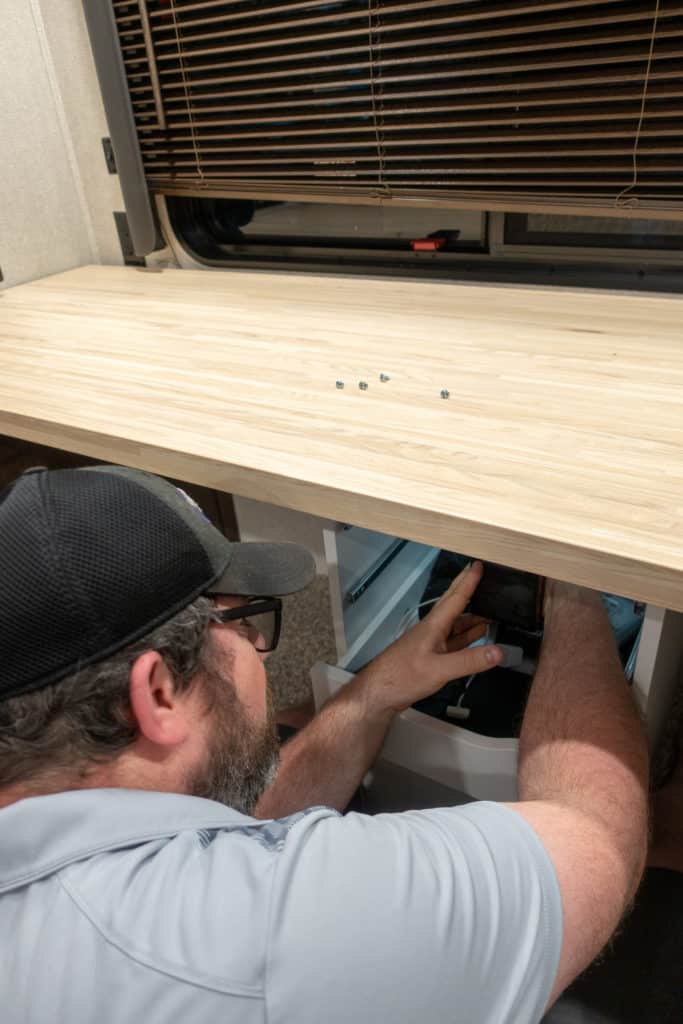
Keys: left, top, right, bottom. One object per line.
{"left": 169, "top": 0, "right": 205, "bottom": 185}
{"left": 614, "top": 0, "right": 661, "bottom": 209}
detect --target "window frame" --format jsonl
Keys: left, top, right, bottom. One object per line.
{"left": 489, "top": 212, "right": 683, "bottom": 267}
{"left": 156, "top": 196, "right": 683, "bottom": 294}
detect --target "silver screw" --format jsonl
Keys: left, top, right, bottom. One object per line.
{"left": 359, "top": 381, "right": 369, "bottom": 391}
{"left": 335, "top": 380, "right": 344, "bottom": 389}
{"left": 379, "top": 373, "right": 390, "bottom": 383}
{"left": 440, "top": 388, "right": 450, "bottom": 400}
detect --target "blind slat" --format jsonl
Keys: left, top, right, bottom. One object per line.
{"left": 145, "top": 105, "right": 683, "bottom": 133}
{"left": 138, "top": 119, "right": 683, "bottom": 145}
{"left": 141, "top": 153, "right": 683, "bottom": 167}
{"left": 128, "top": 65, "right": 680, "bottom": 110}
{"left": 141, "top": 0, "right": 634, "bottom": 35}
{"left": 137, "top": 82, "right": 683, "bottom": 125}
{"left": 150, "top": 181, "right": 682, "bottom": 193}
{"left": 132, "top": 23, "right": 682, "bottom": 73}
{"left": 119, "top": 2, "right": 680, "bottom": 56}
{"left": 144, "top": 0, "right": 633, "bottom": 26}
{"left": 147, "top": 172, "right": 683, "bottom": 186}
{"left": 127, "top": 49, "right": 683, "bottom": 98}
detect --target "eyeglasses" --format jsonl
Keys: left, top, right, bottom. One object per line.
{"left": 212, "top": 597, "right": 282, "bottom": 653}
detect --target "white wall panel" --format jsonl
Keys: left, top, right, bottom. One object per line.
{"left": 0, "top": 1, "right": 123, "bottom": 290}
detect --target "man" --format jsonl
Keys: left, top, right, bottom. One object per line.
{"left": 0, "top": 465, "right": 648, "bottom": 1023}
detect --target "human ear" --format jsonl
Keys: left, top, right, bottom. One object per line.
{"left": 128, "top": 651, "right": 190, "bottom": 747}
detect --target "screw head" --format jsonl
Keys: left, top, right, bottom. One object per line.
{"left": 335, "top": 380, "right": 345, "bottom": 389}
{"left": 379, "top": 373, "right": 390, "bottom": 382}
{"left": 440, "top": 388, "right": 450, "bottom": 399}
{"left": 359, "top": 381, "right": 369, "bottom": 390}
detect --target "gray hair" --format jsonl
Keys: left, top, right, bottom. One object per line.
{"left": 0, "top": 597, "right": 218, "bottom": 788}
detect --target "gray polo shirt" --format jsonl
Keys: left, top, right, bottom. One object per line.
{"left": 0, "top": 789, "right": 561, "bottom": 1023}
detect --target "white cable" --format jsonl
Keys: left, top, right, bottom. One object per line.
{"left": 393, "top": 597, "right": 440, "bottom": 642}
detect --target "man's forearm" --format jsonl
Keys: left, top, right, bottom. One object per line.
{"left": 255, "top": 669, "right": 395, "bottom": 819}
{"left": 519, "top": 584, "right": 648, "bottom": 893}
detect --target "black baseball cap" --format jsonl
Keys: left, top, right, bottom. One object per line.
{"left": 0, "top": 465, "right": 316, "bottom": 700}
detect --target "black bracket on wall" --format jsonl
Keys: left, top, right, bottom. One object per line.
{"left": 102, "top": 137, "right": 117, "bottom": 175}
{"left": 114, "top": 212, "right": 146, "bottom": 266}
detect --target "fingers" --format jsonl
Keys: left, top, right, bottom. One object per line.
{"left": 449, "top": 613, "right": 490, "bottom": 638}
{"left": 429, "top": 561, "right": 484, "bottom": 631}
{"left": 446, "top": 622, "right": 489, "bottom": 652}
{"left": 435, "top": 642, "right": 503, "bottom": 687}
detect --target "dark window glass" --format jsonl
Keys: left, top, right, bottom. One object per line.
{"left": 167, "top": 196, "right": 487, "bottom": 271}
{"left": 505, "top": 213, "right": 683, "bottom": 252}
{"left": 166, "top": 197, "right": 683, "bottom": 292}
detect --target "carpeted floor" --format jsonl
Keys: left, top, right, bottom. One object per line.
{"left": 266, "top": 575, "right": 337, "bottom": 711}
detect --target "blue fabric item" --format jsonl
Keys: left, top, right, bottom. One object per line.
{"left": 0, "top": 789, "right": 562, "bottom": 1024}
{"left": 600, "top": 593, "right": 644, "bottom": 650}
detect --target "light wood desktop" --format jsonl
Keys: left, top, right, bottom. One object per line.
{"left": 0, "top": 264, "right": 681, "bottom": 611}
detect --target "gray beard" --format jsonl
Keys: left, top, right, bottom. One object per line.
{"left": 188, "top": 669, "right": 280, "bottom": 816}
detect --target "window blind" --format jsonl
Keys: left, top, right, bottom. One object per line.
{"left": 111, "top": 0, "right": 683, "bottom": 215}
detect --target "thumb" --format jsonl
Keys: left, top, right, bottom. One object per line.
{"left": 432, "top": 641, "right": 503, "bottom": 688}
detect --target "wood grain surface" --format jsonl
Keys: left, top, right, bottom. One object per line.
{"left": 1, "top": 264, "right": 681, "bottom": 610}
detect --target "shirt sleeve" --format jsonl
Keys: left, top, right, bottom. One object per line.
{"left": 265, "top": 801, "right": 562, "bottom": 1024}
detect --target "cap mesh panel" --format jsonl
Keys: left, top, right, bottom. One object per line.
{"left": 0, "top": 469, "right": 215, "bottom": 698}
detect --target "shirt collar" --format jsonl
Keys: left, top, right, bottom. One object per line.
{"left": 0, "top": 788, "right": 255, "bottom": 892}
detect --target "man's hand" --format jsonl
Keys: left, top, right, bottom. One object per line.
{"left": 257, "top": 560, "right": 504, "bottom": 818}
{"left": 357, "top": 560, "right": 504, "bottom": 715}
